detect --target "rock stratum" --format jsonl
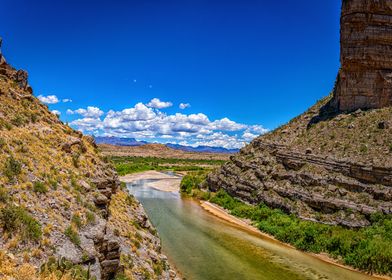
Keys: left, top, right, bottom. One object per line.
{"left": 329, "top": 0, "right": 392, "bottom": 112}
{"left": 207, "top": 0, "right": 392, "bottom": 228}
{"left": 0, "top": 40, "right": 179, "bottom": 280}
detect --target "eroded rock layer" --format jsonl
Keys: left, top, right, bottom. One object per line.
{"left": 332, "top": 0, "right": 392, "bottom": 111}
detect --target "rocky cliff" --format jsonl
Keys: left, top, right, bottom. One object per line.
{"left": 329, "top": 0, "right": 392, "bottom": 112}
{"left": 207, "top": 0, "right": 392, "bottom": 228}
{"left": 0, "top": 40, "right": 178, "bottom": 280}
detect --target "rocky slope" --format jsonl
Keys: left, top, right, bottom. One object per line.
{"left": 0, "top": 41, "right": 178, "bottom": 280}
{"left": 207, "top": 0, "right": 392, "bottom": 228}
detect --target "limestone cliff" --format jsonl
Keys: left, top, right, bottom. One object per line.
{"left": 0, "top": 40, "right": 178, "bottom": 280}
{"left": 330, "top": 0, "right": 392, "bottom": 112}
{"left": 207, "top": 0, "right": 392, "bottom": 228}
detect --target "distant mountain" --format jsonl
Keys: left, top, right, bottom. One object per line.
{"left": 94, "top": 136, "right": 239, "bottom": 154}
{"left": 166, "top": 143, "right": 238, "bottom": 154}
{"left": 94, "top": 136, "right": 147, "bottom": 146}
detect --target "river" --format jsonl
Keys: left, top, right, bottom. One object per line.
{"left": 126, "top": 174, "right": 378, "bottom": 280}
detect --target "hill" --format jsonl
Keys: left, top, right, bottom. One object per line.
{"left": 94, "top": 136, "right": 239, "bottom": 154}
{"left": 99, "top": 143, "right": 231, "bottom": 161}
{"left": 0, "top": 41, "right": 178, "bottom": 279}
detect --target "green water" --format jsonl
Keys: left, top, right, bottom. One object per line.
{"left": 127, "top": 178, "right": 377, "bottom": 280}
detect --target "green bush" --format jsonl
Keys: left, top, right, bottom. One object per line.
{"left": 3, "top": 156, "right": 22, "bottom": 180}
{"left": 11, "top": 115, "right": 26, "bottom": 127}
{"left": 180, "top": 171, "right": 207, "bottom": 195}
{"left": 0, "top": 187, "right": 9, "bottom": 203}
{"left": 72, "top": 152, "right": 81, "bottom": 168}
{"left": 65, "top": 226, "right": 81, "bottom": 246}
{"left": 208, "top": 190, "right": 392, "bottom": 274}
{"left": 40, "top": 256, "right": 96, "bottom": 280}
{"left": 86, "top": 211, "right": 95, "bottom": 224}
{"left": 0, "top": 205, "right": 42, "bottom": 241}
{"left": 71, "top": 213, "right": 83, "bottom": 228}
{"left": 33, "top": 181, "right": 48, "bottom": 194}
{"left": 0, "top": 137, "right": 5, "bottom": 148}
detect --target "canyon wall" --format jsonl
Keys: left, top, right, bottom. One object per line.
{"left": 332, "top": 0, "right": 392, "bottom": 111}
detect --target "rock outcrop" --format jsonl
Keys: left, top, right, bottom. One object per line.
{"left": 207, "top": 0, "right": 392, "bottom": 228}
{"left": 330, "top": 0, "right": 392, "bottom": 112}
{"left": 0, "top": 39, "right": 178, "bottom": 280}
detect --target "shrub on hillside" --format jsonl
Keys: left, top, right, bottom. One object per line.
{"left": 65, "top": 226, "right": 80, "bottom": 246}
{"left": 33, "top": 181, "right": 48, "bottom": 194}
{"left": 0, "top": 205, "right": 42, "bottom": 241}
{"left": 3, "top": 156, "right": 22, "bottom": 180}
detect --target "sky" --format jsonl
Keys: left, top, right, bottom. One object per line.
{"left": 1, "top": 0, "right": 341, "bottom": 149}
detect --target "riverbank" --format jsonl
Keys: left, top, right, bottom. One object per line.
{"left": 120, "top": 170, "right": 182, "bottom": 192}
{"left": 200, "top": 201, "right": 390, "bottom": 280}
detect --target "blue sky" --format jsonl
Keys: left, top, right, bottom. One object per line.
{"left": 1, "top": 0, "right": 341, "bottom": 148}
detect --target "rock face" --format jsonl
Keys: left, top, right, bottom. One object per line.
{"left": 331, "top": 0, "right": 392, "bottom": 112}
{"left": 207, "top": 139, "right": 392, "bottom": 228}
{"left": 207, "top": 1, "right": 392, "bottom": 228}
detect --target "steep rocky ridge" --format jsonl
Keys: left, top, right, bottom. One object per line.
{"left": 207, "top": 95, "right": 392, "bottom": 228}
{"left": 207, "top": 0, "right": 392, "bottom": 228}
{"left": 0, "top": 40, "right": 178, "bottom": 279}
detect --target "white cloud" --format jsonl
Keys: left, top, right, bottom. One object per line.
{"left": 211, "top": 117, "right": 246, "bottom": 131}
{"left": 67, "top": 106, "right": 104, "bottom": 118}
{"left": 37, "top": 95, "right": 59, "bottom": 104}
{"left": 179, "top": 103, "right": 190, "bottom": 109}
{"left": 146, "top": 98, "right": 173, "bottom": 109}
{"left": 69, "top": 99, "right": 268, "bottom": 149}
{"left": 62, "top": 98, "right": 72, "bottom": 103}
{"left": 51, "top": 110, "right": 61, "bottom": 116}
{"left": 242, "top": 131, "right": 258, "bottom": 142}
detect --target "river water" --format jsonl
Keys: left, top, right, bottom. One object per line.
{"left": 127, "top": 177, "right": 377, "bottom": 280}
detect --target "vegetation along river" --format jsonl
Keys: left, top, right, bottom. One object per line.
{"left": 126, "top": 174, "right": 379, "bottom": 280}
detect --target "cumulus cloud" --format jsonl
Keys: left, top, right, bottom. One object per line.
{"left": 146, "top": 98, "right": 173, "bottom": 109}
{"left": 38, "top": 95, "right": 59, "bottom": 104}
{"left": 179, "top": 103, "right": 190, "bottom": 109}
{"left": 69, "top": 99, "right": 268, "bottom": 149}
{"left": 67, "top": 106, "right": 104, "bottom": 118}
{"left": 62, "top": 98, "right": 72, "bottom": 103}
{"left": 51, "top": 110, "right": 61, "bottom": 116}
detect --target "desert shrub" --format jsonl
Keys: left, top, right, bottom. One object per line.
{"left": 33, "top": 181, "right": 48, "bottom": 194}
{"left": 65, "top": 226, "right": 80, "bottom": 246}
{"left": 71, "top": 213, "right": 83, "bottom": 228}
{"left": 114, "top": 274, "right": 131, "bottom": 280}
{"left": 360, "top": 144, "right": 368, "bottom": 153}
{"left": 11, "top": 115, "right": 25, "bottom": 127}
{"left": 72, "top": 152, "right": 81, "bottom": 168}
{"left": 0, "top": 187, "right": 9, "bottom": 203}
{"left": 3, "top": 156, "right": 22, "bottom": 180}
{"left": 86, "top": 211, "right": 95, "bottom": 224}
{"left": 0, "top": 205, "right": 42, "bottom": 241}
{"left": 0, "top": 137, "right": 5, "bottom": 148}
{"left": 40, "top": 256, "right": 95, "bottom": 280}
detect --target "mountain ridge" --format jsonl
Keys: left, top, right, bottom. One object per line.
{"left": 94, "top": 136, "right": 239, "bottom": 154}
